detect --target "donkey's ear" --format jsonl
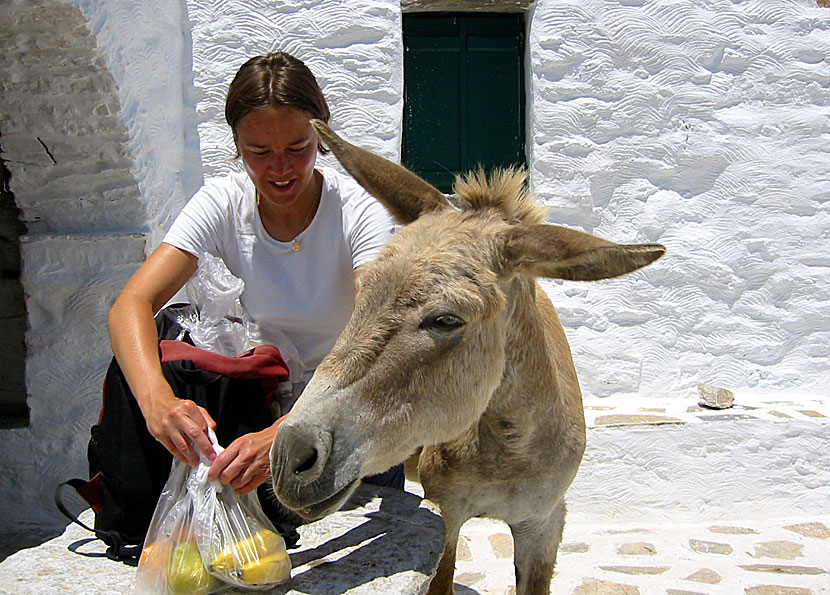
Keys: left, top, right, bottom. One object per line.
{"left": 500, "top": 224, "right": 665, "bottom": 281}
{"left": 312, "top": 120, "right": 449, "bottom": 224}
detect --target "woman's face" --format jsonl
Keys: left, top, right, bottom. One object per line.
{"left": 234, "top": 106, "right": 319, "bottom": 210}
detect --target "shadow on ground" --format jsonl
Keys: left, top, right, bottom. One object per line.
{"left": 0, "top": 524, "right": 65, "bottom": 563}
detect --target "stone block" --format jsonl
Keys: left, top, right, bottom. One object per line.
{"left": 698, "top": 383, "right": 735, "bottom": 409}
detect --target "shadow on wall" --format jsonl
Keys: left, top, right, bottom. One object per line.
{"left": 0, "top": 149, "right": 28, "bottom": 429}
{"left": 0, "top": 0, "right": 192, "bottom": 535}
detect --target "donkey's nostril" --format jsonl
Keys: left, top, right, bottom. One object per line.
{"left": 295, "top": 448, "right": 318, "bottom": 474}
{"left": 275, "top": 424, "right": 331, "bottom": 489}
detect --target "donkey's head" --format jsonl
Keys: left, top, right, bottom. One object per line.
{"left": 270, "top": 121, "right": 664, "bottom": 518}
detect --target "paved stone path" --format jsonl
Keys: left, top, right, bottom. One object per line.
{"left": 1, "top": 392, "right": 826, "bottom": 594}
{"left": 450, "top": 515, "right": 830, "bottom": 594}
{"left": 413, "top": 392, "right": 830, "bottom": 594}
{"left": 397, "top": 470, "right": 829, "bottom": 595}
{"left": 0, "top": 484, "right": 445, "bottom": 595}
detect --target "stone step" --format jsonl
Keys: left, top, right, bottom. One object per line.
{"left": 569, "top": 392, "right": 830, "bottom": 524}
{"left": 0, "top": 485, "right": 445, "bottom": 595}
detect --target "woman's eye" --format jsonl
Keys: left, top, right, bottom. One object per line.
{"left": 422, "top": 314, "right": 464, "bottom": 332}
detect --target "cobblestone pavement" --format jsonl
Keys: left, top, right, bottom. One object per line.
{"left": 450, "top": 516, "right": 830, "bottom": 594}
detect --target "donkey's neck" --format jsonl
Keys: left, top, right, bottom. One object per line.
{"left": 459, "top": 274, "right": 584, "bottom": 470}
{"left": 490, "top": 277, "right": 558, "bottom": 409}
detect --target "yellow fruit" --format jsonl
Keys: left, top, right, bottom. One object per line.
{"left": 166, "top": 542, "right": 219, "bottom": 595}
{"left": 210, "top": 529, "right": 284, "bottom": 573}
{"left": 238, "top": 551, "right": 291, "bottom": 585}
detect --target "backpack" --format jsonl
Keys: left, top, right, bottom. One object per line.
{"left": 55, "top": 304, "right": 295, "bottom": 565}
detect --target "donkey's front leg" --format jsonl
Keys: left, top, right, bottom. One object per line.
{"left": 509, "top": 500, "right": 567, "bottom": 595}
{"left": 426, "top": 510, "right": 467, "bottom": 595}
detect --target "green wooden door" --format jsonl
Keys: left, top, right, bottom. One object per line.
{"left": 403, "top": 13, "right": 526, "bottom": 192}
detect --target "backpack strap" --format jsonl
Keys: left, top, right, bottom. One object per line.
{"left": 55, "top": 478, "right": 97, "bottom": 531}
{"left": 54, "top": 478, "right": 140, "bottom": 566}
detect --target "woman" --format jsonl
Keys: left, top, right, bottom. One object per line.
{"left": 108, "top": 52, "right": 396, "bottom": 500}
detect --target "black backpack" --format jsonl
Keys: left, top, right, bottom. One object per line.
{"left": 55, "top": 305, "right": 299, "bottom": 565}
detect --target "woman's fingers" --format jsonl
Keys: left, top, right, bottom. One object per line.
{"left": 181, "top": 415, "right": 216, "bottom": 461}
{"left": 149, "top": 397, "right": 216, "bottom": 465}
{"left": 208, "top": 430, "right": 272, "bottom": 493}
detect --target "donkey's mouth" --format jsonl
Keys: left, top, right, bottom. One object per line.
{"left": 293, "top": 478, "right": 360, "bottom": 520}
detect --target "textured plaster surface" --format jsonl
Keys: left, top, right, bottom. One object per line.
{"left": 0, "top": 0, "right": 827, "bottom": 536}
{"left": 570, "top": 394, "right": 830, "bottom": 524}
{"left": 528, "top": 0, "right": 830, "bottom": 400}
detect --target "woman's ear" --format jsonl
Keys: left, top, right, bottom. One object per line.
{"left": 231, "top": 129, "right": 241, "bottom": 160}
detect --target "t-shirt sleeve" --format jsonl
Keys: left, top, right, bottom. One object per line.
{"left": 162, "top": 180, "right": 228, "bottom": 259}
{"left": 347, "top": 189, "right": 396, "bottom": 269}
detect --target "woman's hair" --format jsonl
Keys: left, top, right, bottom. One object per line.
{"left": 225, "top": 52, "right": 330, "bottom": 153}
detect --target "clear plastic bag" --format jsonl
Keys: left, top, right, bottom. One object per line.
{"left": 185, "top": 252, "right": 253, "bottom": 357}
{"left": 181, "top": 253, "right": 305, "bottom": 380}
{"left": 134, "top": 430, "right": 291, "bottom": 594}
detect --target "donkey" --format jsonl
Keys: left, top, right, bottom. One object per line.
{"left": 270, "top": 120, "right": 665, "bottom": 594}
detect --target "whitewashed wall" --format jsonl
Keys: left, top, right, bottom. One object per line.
{"left": 0, "top": 0, "right": 827, "bottom": 529}
{"left": 187, "top": 0, "right": 404, "bottom": 176}
{"left": 528, "top": 0, "right": 830, "bottom": 399}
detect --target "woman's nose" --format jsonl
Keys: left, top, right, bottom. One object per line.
{"left": 269, "top": 153, "right": 291, "bottom": 176}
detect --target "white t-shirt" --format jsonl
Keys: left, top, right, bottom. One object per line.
{"left": 163, "top": 167, "right": 394, "bottom": 375}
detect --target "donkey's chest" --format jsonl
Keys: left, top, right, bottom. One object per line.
{"left": 419, "top": 405, "right": 581, "bottom": 485}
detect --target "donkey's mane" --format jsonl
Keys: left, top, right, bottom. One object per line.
{"left": 453, "top": 167, "right": 546, "bottom": 225}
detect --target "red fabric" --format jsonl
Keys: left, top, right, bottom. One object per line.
{"left": 79, "top": 473, "right": 103, "bottom": 513}
{"left": 160, "top": 341, "right": 289, "bottom": 378}
{"left": 159, "top": 341, "right": 290, "bottom": 398}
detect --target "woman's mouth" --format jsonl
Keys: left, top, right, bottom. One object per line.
{"left": 271, "top": 179, "right": 294, "bottom": 191}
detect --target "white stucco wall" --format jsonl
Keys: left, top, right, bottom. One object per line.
{"left": 71, "top": 0, "right": 204, "bottom": 245}
{"left": 186, "top": 0, "right": 404, "bottom": 177}
{"left": 190, "top": 0, "right": 830, "bottom": 402}
{"left": 0, "top": 0, "right": 827, "bottom": 529}
{"left": 527, "top": 0, "right": 830, "bottom": 400}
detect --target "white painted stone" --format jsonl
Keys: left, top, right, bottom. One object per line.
{"left": 0, "top": 0, "right": 828, "bottom": 533}
{"left": 186, "top": 0, "right": 404, "bottom": 179}
{"left": 528, "top": 0, "right": 830, "bottom": 399}
{"left": 568, "top": 396, "right": 830, "bottom": 524}
{"left": 0, "top": 484, "right": 444, "bottom": 595}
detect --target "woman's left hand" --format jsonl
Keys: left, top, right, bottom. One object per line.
{"left": 208, "top": 416, "right": 286, "bottom": 494}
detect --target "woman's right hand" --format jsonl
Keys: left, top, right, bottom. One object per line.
{"left": 141, "top": 385, "right": 218, "bottom": 466}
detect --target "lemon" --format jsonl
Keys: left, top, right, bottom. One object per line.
{"left": 238, "top": 551, "right": 291, "bottom": 585}
{"left": 210, "top": 528, "right": 284, "bottom": 572}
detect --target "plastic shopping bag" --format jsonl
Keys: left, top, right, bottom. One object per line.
{"left": 134, "top": 430, "right": 291, "bottom": 594}
{"left": 182, "top": 252, "right": 306, "bottom": 381}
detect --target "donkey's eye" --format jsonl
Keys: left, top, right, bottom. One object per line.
{"left": 422, "top": 314, "right": 464, "bottom": 332}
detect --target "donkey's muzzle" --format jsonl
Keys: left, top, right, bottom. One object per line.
{"left": 270, "top": 421, "right": 361, "bottom": 518}
{"left": 271, "top": 422, "right": 331, "bottom": 489}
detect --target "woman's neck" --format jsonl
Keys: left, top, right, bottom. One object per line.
{"left": 258, "top": 170, "right": 322, "bottom": 242}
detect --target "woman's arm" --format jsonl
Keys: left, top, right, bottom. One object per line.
{"left": 108, "top": 242, "right": 217, "bottom": 466}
